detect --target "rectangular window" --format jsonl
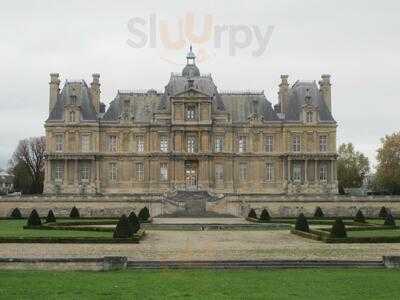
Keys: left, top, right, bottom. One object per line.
{"left": 187, "top": 136, "right": 197, "bottom": 153}
{"left": 292, "top": 135, "right": 301, "bottom": 152}
{"left": 160, "top": 135, "right": 168, "bottom": 152}
{"left": 69, "top": 111, "right": 76, "bottom": 123}
{"left": 54, "top": 162, "right": 64, "bottom": 181}
{"left": 266, "top": 163, "right": 274, "bottom": 181}
{"left": 55, "top": 135, "right": 64, "bottom": 152}
{"left": 186, "top": 105, "right": 196, "bottom": 120}
{"left": 109, "top": 162, "right": 117, "bottom": 181}
{"left": 319, "top": 135, "right": 328, "bottom": 152}
{"left": 108, "top": 135, "right": 117, "bottom": 152}
{"left": 238, "top": 136, "right": 247, "bottom": 153}
{"left": 215, "top": 164, "right": 224, "bottom": 184}
{"left": 80, "top": 162, "right": 90, "bottom": 181}
{"left": 136, "top": 162, "right": 144, "bottom": 181}
{"left": 239, "top": 163, "right": 247, "bottom": 181}
{"left": 214, "top": 136, "right": 224, "bottom": 153}
{"left": 306, "top": 111, "right": 313, "bottom": 123}
{"left": 292, "top": 163, "right": 301, "bottom": 181}
{"left": 136, "top": 136, "right": 144, "bottom": 153}
{"left": 265, "top": 135, "right": 273, "bottom": 152}
{"left": 160, "top": 163, "right": 168, "bottom": 181}
{"left": 319, "top": 164, "right": 328, "bottom": 181}
{"left": 81, "top": 135, "right": 90, "bottom": 152}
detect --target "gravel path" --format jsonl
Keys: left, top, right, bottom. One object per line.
{"left": 1, "top": 231, "right": 400, "bottom": 261}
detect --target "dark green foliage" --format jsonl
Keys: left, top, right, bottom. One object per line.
{"left": 259, "top": 209, "right": 270, "bottom": 221}
{"left": 10, "top": 208, "right": 22, "bottom": 219}
{"left": 113, "top": 214, "right": 134, "bottom": 238}
{"left": 69, "top": 206, "right": 80, "bottom": 218}
{"left": 247, "top": 208, "right": 257, "bottom": 219}
{"left": 384, "top": 213, "right": 396, "bottom": 227}
{"left": 138, "top": 207, "right": 150, "bottom": 221}
{"left": 313, "top": 207, "right": 324, "bottom": 218}
{"left": 354, "top": 209, "right": 366, "bottom": 223}
{"left": 26, "top": 209, "right": 41, "bottom": 227}
{"left": 295, "top": 213, "right": 309, "bottom": 232}
{"left": 128, "top": 211, "right": 140, "bottom": 233}
{"left": 330, "top": 218, "right": 347, "bottom": 238}
{"left": 379, "top": 206, "right": 388, "bottom": 218}
{"left": 46, "top": 210, "right": 56, "bottom": 223}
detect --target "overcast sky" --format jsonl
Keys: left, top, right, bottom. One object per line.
{"left": 0, "top": 0, "right": 399, "bottom": 170}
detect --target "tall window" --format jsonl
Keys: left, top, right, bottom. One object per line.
{"left": 292, "top": 163, "right": 301, "bottom": 181}
{"left": 81, "top": 135, "right": 90, "bottom": 152}
{"left": 160, "top": 163, "right": 168, "bottom": 181}
{"left": 319, "top": 135, "right": 328, "bottom": 152}
{"left": 160, "top": 135, "right": 168, "bottom": 152}
{"left": 54, "top": 162, "right": 64, "bottom": 181}
{"left": 108, "top": 135, "right": 117, "bottom": 152}
{"left": 265, "top": 163, "right": 274, "bottom": 181}
{"left": 109, "top": 162, "right": 117, "bottom": 181}
{"left": 215, "top": 164, "right": 224, "bottom": 184}
{"left": 136, "top": 162, "right": 144, "bottom": 181}
{"left": 306, "top": 111, "right": 313, "bottom": 123}
{"left": 136, "top": 135, "right": 144, "bottom": 153}
{"left": 186, "top": 105, "right": 196, "bottom": 120}
{"left": 238, "top": 136, "right": 247, "bottom": 153}
{"left": 292, "top": 135, "right": 301, "bottom": 152}
{"left": 265, "top": 135, "right": 273, "bottom": 152}
{"left": 69, "top": 111, "right": 76, "bottom": 122}
{"left": 187, "top": 136, "right": 197, "bottom": 153}
{"left": 55, "top": 135, "right": 64, "bottom": 152}
{"left": 319, "top": 163, "right": 328, "bottom": 181}
{"left": 239, "top": 163, "right": 247, "bottom": 181}
{"left": 80, "top": 162, "right": 90, "bottom": 181}
{"left": 214, "top": 136, "right": 224, "bottom": 152}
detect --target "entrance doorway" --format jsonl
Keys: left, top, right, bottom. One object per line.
{"left": 185, "top": 161, "right": 198, "bottom": 190}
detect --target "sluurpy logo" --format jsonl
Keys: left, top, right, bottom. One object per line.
{"left": 127, "top": 12, "right": 274, "bottom": 65}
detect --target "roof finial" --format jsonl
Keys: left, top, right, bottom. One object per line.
{"left": 190, "top": 44, "right": 192, "bottom": 52}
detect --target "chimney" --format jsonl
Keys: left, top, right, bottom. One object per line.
{"left": 49, "top": 73, "right": 60, "bottom": 114}
{"left": 319, "top": 74, "right": 331, "bottom": 112}
{"left": 90, "top": 73, "right": 101, "bottom": 113}
{"left": 278, "top": 74, "right": 289, "bottom": 114}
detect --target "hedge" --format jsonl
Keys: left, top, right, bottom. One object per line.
{"left": 295, "top": 213, "right": 309, "bottom": 232}
{"left": 247, "top": 208, "right": 257, "bottom": 219}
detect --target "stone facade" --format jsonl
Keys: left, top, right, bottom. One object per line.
{"left": 44, "top": 48, "right": 338, "bottom": 196}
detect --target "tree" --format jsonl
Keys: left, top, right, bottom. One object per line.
{"left": 378, "top": 206, "right": 388, "bottom": 219}
{"left": 113, "top": 215, "right": 134, "bottom": 238}
{"left": 313, "top": 207, "right": 324, "bottom": 218}
{"left": 354, "top": 209, "right": 366, "bottom": 223}
{"left": 337, "top": 143, "right": 370, "bottom": 193}
{"left": 8, "top": 136, "right": 46, "bottom": 194}
{"left": 128, "top": 211, "right": 140, "bottom": 233}
{"left": 259, "top": 209, "right": 271, "bottom": 222}
{"left": 375, "top": 132, "right": 400, "bottom": 194}
{"left": 247, "top": 208, "right": 257, "bottom": 219}
{"left": 295, "top": 213, "right": 309, "bottom": 232}
{"left": 330, "top": 218, "right": 347, "bottom": 238}
{"left": 69, "top": 206, "right": 80, "bottom": 218}
{"left": 10, "top": 208, "right": 22, "bottom": 219}
{"left": 26, "top": 209, "right": 41, "bottom": 227}
{"left": 384, "top": 213, "right": 396, "bottom": 227}
{"left": 138, "top": 207, "right": 150, "bottom": 221}
{"left": 46, "top": 210, "right": 56, "bottom": 223}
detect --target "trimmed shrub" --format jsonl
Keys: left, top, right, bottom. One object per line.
{"left": 379, "top": 206, "right": 388, "bottom": 219}
{"left": 128, "top": 211, "right": 140, "bottom": 233}
{"left": 46, "top": 210, "right": 56, "bottom": 223}
{"left": 330, "top": 218, "right": 347, "bottom": 238}
{"left": 259, "top": 209, "right": 271, "bottom": 222}
{"left": 26, "top": 209, "right": 41, "bottom": 227}
{"left": 354, "top": 209, "right": 366, "bottom": 223}
{"left": 113, "top": 214, "right": 134, "bottom": 239}
{"left": 313, "top": 206, "right": 324, "bottom": 218}
{"left": 295, "top": 213, "right": 309, "bottom": 232}
{"left": 69, "top": 206, "right": 80, "bottom": 218}
{"left": 248, "top": 208, "right": 257, "bottom": 219}
{"left": 10, "top": 208, "right": 22, "bottom": 219}
{"left": 138, "top": 207, "right": 150, "bottom": 221}
{"left": 384, "top": 213, "right": 396, "bottom": 227}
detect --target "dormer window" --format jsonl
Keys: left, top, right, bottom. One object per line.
{"left": 186, "top": 105, "right": 196, "bottom": 120}
{"left": 70, "top": 95, "right": 77, "bottom": 105}
{"left": 306, "top": 111, "right": 313, "bottom": 123}
{"left": 69, "top": 111, "right": 76, "bottom": 123}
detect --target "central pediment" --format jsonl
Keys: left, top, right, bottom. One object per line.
{"left": 172, "top": 87, "right": 212, "bottom": 98}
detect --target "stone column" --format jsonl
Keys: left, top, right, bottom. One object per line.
{"left": 304, "top": 159, "right": 308, "bottom": 183}
{"left": 96, "top": 160, "right": 100, "bottom": 193}
{"left": 64, "top": 160, "right": 68, "bottom": 187}
{"left": 330, "top": 159, "right": 334, "bottom": 183}
{"left": 314, "top": 159, "right": 318, "bottom": 183}
{"left": 288, "top": 159, "right": 291, "bottom": 182}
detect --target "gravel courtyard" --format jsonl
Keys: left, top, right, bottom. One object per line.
{"left": 2, "top": 230, "right": 400, "bottom": 261}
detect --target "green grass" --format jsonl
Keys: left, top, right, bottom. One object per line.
{"left": 0, "top": 220, "right": 112, "bottom": 238}
{"left": 0, "top": 269, "right": 399, "bottom": 299}
{"left": 348, "top": 229, "right": 400, "bottom": 238}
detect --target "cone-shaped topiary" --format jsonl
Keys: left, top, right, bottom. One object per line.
{"left": 379, "top": 206, "right": 388, "bottom": 219}
{"left": 10, "top": 208, "right": 22, "bottom": 219}
{"left": 313, "top": 206, "right": 324, "bottom": 218}
{"left": 354, "top": 209, "right": 366, "bottom": 223}
{"left": 69, "top": 206, "right": 80, "bottom": 218}
{"left": 46, "top": 210, "right": 56, "bottom": 223}
{"left": 113, "top": 214, "right": 134, "bottom": 238}
{"left": 259, "top": 209, "right": 271, "bottom": 222}
{"left": 295, "top": 213, "right": 309, "bottom": 232}
{"left": 384, "top": 213, "right": 396, "bottom": 227}
{"left": 330, "top": 218, "right": 347, "bottom": 238}
{"left": 128, "top": 211, "right": 140, "bottom": 233}
{"left": 248, "top": 208, "right": 257, "bottom": 219}
{"left": 26, "top": 209, "right": 41, "bottom": 227}
{"left": 138, "top": 207, "right": 150, "bottom": 221}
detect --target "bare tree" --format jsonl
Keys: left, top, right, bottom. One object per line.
{"left": 8, "top": 136, "right": 46, "bottom": 194}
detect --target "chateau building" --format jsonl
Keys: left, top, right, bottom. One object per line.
{"left": 44, "top": 48, "right": 338, "bottom": 195}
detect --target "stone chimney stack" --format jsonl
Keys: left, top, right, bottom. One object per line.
{"left": 90, "top": 73, "right": 101, "bottom": 113}
{"left": 319, "top": 74, "right": 331, "bottom": 112}
{"left": 49, "top": 73, "right": 60, "bottom": 114}
{"left": 278, "top": 75, "right": 289, "bottom": 114}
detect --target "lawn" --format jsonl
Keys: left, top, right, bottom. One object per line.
{"left": 0, "top": 269, "right": 399, "bottom": 299}
{"left": 0, "top": 220, "right": 112, "bottom": 238}
{"left": 348, "top": 229, "right": 400, "bottom": 238}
